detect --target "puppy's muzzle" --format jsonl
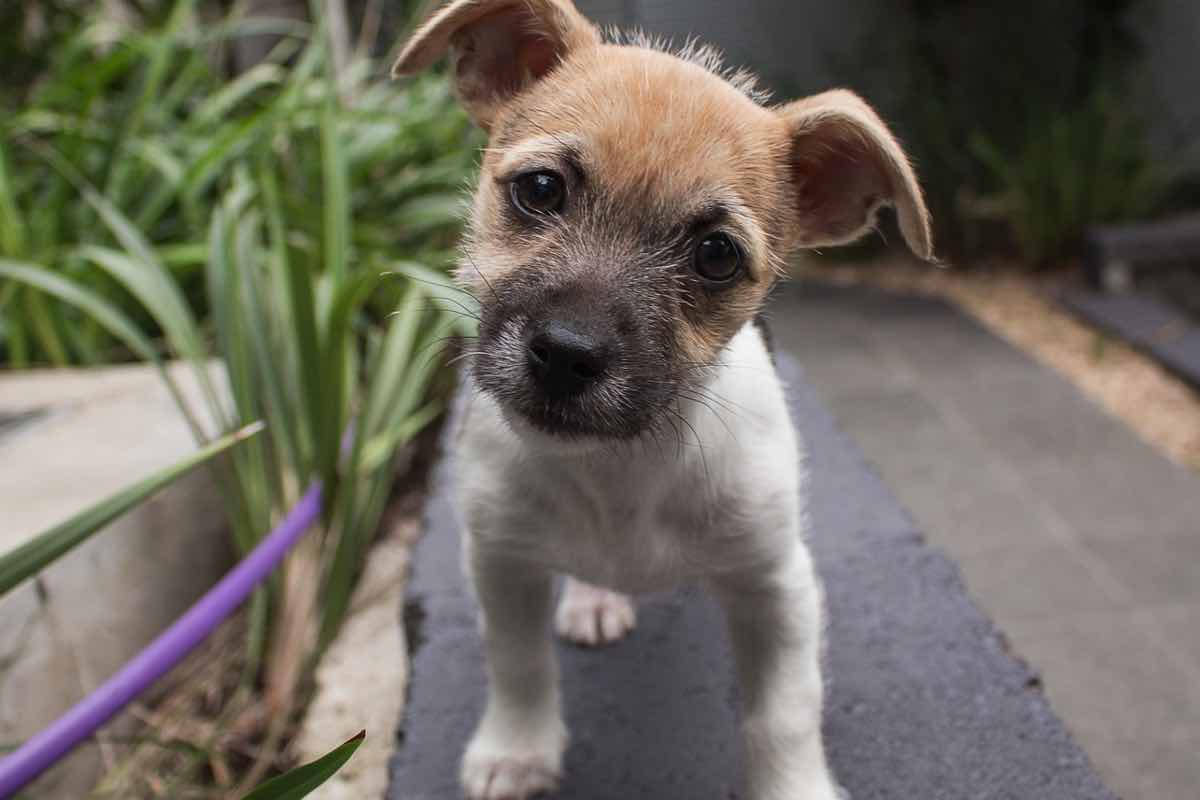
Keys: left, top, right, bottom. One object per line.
{"left": 525, "top": 319, "right": 611, "bottom": 398}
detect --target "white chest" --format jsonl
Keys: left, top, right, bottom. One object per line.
{"left": 455, "top": 323, "right": 804, "bottom": 592}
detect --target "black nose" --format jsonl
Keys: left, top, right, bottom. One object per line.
{"left": 526, "top": 321, "right": 610, "bottom": 396}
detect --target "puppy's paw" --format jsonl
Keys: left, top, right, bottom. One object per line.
{"left": 461, "top": 719, "right": 566, "bottom": 800}
{"left": 555, "top": 579, "right": 636, "bottom": 646}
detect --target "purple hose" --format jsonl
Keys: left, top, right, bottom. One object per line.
{"left": 0, "top": 483, "right": 323, "bottom": 799}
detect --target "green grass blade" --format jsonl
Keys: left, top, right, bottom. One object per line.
{"left": 362, "top": 286, "right": 425, "bottom": 438}
{"left": 102, "top": 0, "right": 196, "bottom": 200}
{"left": 240, "top": 731, "right": 363, "bottom": 800}
{"left": 281, "top": 254, "right": 324, "bottom": 487}
{"left": 0, "top": 258, "right": 207, "bottom": 438}
{"left": 0, "top": 422, "right": 264, "bottom": 598}
{"left": 231, "top": 203, "right": 304, "bottom": 492}
{"left": 76, "top": 244, "right": 209, "bottom": 364}
{"left": 0, "top": 140, "right": 27, "bottom": 258}
{"left": 314, "top": 272, "right": 374, "bottom": 490}
{"left": 4, "top": 301, "right": 30, "bottom": 368}
{"left": 0, "top": 259, "right": 161, "bottom": 365}
{"left": 207, "top": 190, "right": 273, "bottom": 547}
{"left": 25, "top": 289, "right": 71, "bottom": 366}
{"left": 359, "top": 400, "right": 441, "bottom": 473}
{"left": 192, "top": 63, "right": 287, "bottom": 127}
{"left": 319, "top": 86, "right": 349, "bottom": 284}
{"left": 387, "top": 260, "right": 478, "bottom": 336}
{"left": 27, "top": 142, "right": 214, "bottom": 389}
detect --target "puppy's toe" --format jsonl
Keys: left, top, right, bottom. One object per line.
{"left": 462, "top": 713, "right": 566, "bottom": 800}
{"left": 555, "top": 579, "right": 636, "bottom": 646}
{"left": 462, "top": 753, "right": 559, "bottom": 800}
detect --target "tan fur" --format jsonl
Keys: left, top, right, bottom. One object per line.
{"left": 395, "top": 1, "right": 931, "bottom": 368}
{"left": 391, "top": 5, "right": 933, "bottom": 798}
{"left": 779, "top": 89, "right": 933, "bottom": 259}
{"left": 393, "top": 0, "right": 600, "bottom": 128}
{"left": 471, "top": 45, "right": 793, "bottom": 363}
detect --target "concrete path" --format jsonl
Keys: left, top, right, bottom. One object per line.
{"left": 388, "top": 356, "right": 1113, "bottom": 799}
{"left": 771, "top": 281, "right": 1200, "bottom": 800}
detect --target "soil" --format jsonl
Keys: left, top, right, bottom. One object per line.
{"left": 794, "top": 253, "right": 1200, "bottom": 471}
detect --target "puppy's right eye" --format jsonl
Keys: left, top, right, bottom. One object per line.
{"left": 510, "top": 171, "right": 566, "bottom": 218}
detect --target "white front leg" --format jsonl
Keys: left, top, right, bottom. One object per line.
{"left": 712, "top": 544, "right": 842, "bottom": 800}
{"left": 462, "top": 544, "right": 567, "bottom": 800}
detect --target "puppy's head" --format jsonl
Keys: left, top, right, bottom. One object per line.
{"left": 395, "top": 0, "right": 932, "bottom": 441}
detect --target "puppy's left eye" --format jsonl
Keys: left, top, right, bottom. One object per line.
{"left": 510, "top": 171, "right": 566, "bottom": 217}
{"left": 693, "top": 232, "right": 742, "bottom": 284}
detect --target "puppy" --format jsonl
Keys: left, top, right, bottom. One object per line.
{"left": 394, "top": 3, "right": 931, "bottom": 798}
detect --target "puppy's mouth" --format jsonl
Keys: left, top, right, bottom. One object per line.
{"left": 471, "top": 317, "right": 671, "bottom": 441}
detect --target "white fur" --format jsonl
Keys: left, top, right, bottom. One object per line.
{"left": 454, "top": 323, "right": 841, "bottom": 800}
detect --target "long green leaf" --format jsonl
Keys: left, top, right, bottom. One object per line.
{"left": 77, "top": 244, "right": 213, "bottom": 383}
{"left": 25, "top": 289, "right": 71, "bottom": 366}
{"left": 359, "top": 400, "right": 442, "bottom": 473}
{"left": 240, "top": 731, "right": 364, "bottom": 800}
{"left": 0, "top": 258, "right": 160, "bottom": 364}
{"left": 0, "top": 140, "right": 27, "bottom": 257}
{"left": 0, "top": 258, "right": 208, "bottom": 444}
{"left": 0, "top": 422, "right": 264, "bottom": 598}
{"left": 281, "top": 254, "right": 324, "bottom": 488}
{"left": 25, "top": 140, "right": 223, "bottom": 419}
{"left": 319, "top": 80, "right": 349, "bottom": 284}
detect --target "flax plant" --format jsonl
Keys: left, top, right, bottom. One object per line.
{"left": 1, "top": 0, "right": 482, "bottom": 777}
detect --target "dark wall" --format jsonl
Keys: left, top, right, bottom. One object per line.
{"left": 576, "top": 0, "right": 1198, "bottom": 170}
{"left": 575, "top": 0, "right": 875, "bottom": 98}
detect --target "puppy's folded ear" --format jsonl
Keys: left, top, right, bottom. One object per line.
{"left": 392, "top": 0, "right": 599, "bottom": 130}
{"left": 778, "top": 89, "right": 933, "bottom": 260}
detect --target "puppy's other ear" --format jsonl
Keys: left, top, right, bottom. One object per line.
{"left": 778, "top": 89, "right": 933, "bottom": 260}
{"left": 392, "top": 0, "right": 599, "bottom": 129}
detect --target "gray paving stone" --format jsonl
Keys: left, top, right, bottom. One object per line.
{"left": 388, "top": 357, "right": 1114, "bottom": 800}
{"left": 777, "top": 280, "right": 1200, "bottom": 799}
{"left": 1082, "top": 530, "right": 1200, "bottom": 607}
{"left": 933, "top": 374, "right": 1159, "bottom": 472}
{"left": 812, "top": 386, "right": 945, "bottom": 440}
{"left": 1022, "top": 459, "right": 1200, "bottom": 541}
{"left": 953, "top": 539, "right": 1127, "bottom": 621}
{"left": 786, "top": 283, "right": 1035, "bottom": 382}
{"left": 1134, "top": 603, "right": 1200, "bottom": 676}
{"left": 1000, "top": 610, "right": 1200, "bottom": 800}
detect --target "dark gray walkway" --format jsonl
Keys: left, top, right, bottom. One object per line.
{"left": 388, "top": 356, "right": 1113, "bottom": 799}
{"left": 771, "top": 281, "right": 1200, "bottom": 800}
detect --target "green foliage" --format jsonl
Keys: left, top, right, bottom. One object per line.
{"left": 2, "top": 0, "right": 482, "bottom": 777}
{"left": 0, "top": 422, "right": 263, "bottom": 598}
{"left": 969, "top": 85, "right": 1170, "bottom": 267}
{"left": 0, "top": 0, "right": 479, "bottom": 366}
{"left": 241, "top": 732, "right": 364, "bottom": 800}
{"left": 849, "top": 0, "right": 1177, "bottom": 266}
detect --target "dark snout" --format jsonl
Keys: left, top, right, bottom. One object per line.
{"left": 474, "top": 275, "right": 675, "bottom": 440}
{"left": 525, "top": 319, "right": 611, "bottom": 398}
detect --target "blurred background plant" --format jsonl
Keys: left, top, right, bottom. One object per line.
{"left": 1, "top": 0, "right": 481, "bottom": 790}
{"left": 847, "top": 0, "right": 1195, "bottom": 268}
{"left": 967, "top": 82, "right": 1172, "bottom": 267}
{"left": 0, "top": 0, "right": 474, "bottom": 367}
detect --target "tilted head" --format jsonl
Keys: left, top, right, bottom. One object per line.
{"left": 394, "top": 0, "right": 932, "bottom": 441}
